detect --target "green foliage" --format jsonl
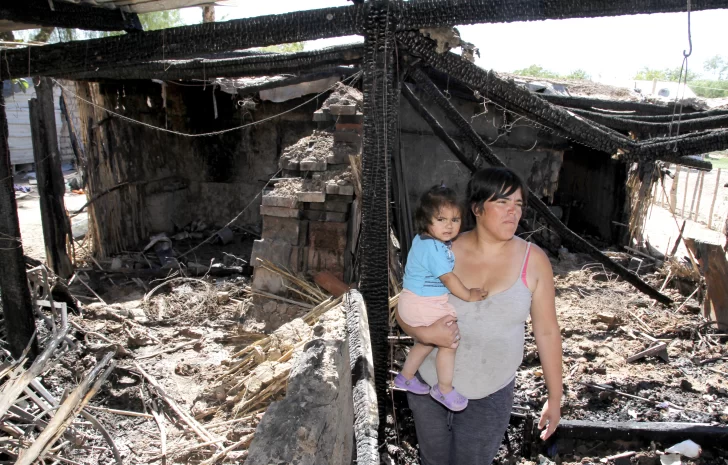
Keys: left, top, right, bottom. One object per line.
{"left": 704, "top": 55, "right": 728, "bottom": 80}
{"left": 259, "top": 42, "right": 305, "bottom": 53}
{"left": 512, "top": 65, "right": 560, "bottom": 79}
{"left": 139, "top": 10, "right": 183, "bottom": 31}
{"left": 11, "top": 78, "right": 29, "bottom": 92}
{"left": 565, "top": 69, "right": 591, "bottom": 80}
{"left": 513, "top": 65, "right": 591, "bottom": 81}
{"left": 633, "top": 66, "right": 699, "bottom": 82}
{"left": 690, "top": 80, "right": 728, "bottom": 98}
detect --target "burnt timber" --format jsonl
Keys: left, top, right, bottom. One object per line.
{"left": 5, "top": 1, "right": 728, "bottom": 78}
{"left": 0, "top": 0, "right": 142, "bottom": 33}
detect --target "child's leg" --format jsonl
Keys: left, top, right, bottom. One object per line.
{"left": 435, "top": 346, "right": 457, "bottom": 394}
{"left": 401, "top": 342, "right": 434, "bottom": 379}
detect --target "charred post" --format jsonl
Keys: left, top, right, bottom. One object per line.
{"left": 359, "top": 0, "right": 398, "bottom": 439}
{"left": 0, "top": 92, "right": 37, "bottom": 359}
{"left": 29, "top": 78, "right": 73, "bottom": 279}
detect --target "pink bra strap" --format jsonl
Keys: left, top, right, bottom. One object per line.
{"left": 521, "top": 242, "right": 532, "bottom": 287}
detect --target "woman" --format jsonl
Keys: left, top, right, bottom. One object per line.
{"left": 396, "top": 167, "right": 563, "bottom": 465}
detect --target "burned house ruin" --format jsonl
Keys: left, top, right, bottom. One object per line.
{"left": 2, "top": 1, "right": 728, "bottom": 464}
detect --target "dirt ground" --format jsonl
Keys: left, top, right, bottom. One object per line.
{"left": 388, "top": 251, "right": 728, "bottom": 465}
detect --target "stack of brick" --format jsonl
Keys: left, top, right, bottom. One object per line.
{"left": 251, "top": 84, "right": 362, "bottom": 295}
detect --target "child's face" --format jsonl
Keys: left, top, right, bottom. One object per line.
{"left": 427, "top": 205, "right": 461, "bottom": 242}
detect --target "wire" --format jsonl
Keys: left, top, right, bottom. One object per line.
{"left": 53, "top": 71, "right": 362, "bottom": 139}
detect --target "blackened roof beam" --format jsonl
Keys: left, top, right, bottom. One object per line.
{"left": 4, "top": 0, "right": 728, "bottom": 78}
{"left": 0, "top": 0, "right": 142, "bottom": 33}
{"left": 57, "top": 44, "right": 365, "bottom": 81}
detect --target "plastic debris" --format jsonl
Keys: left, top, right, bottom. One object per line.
{"left": 665, "top": 439, "right": 702, "bottom": 458}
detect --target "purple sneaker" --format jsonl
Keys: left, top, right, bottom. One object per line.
{"left": 393, "top": 373, "right": 431, "bottom": 395}
{"left": 430, "top": 384, "right": 469, "bottom": 411}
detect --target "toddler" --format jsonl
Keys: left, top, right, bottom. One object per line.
{"left": 394, "top": 185, "right": 487, "bottom": 411}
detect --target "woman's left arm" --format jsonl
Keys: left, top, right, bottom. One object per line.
{"left": 529, "top": 246, "right": 563, "bottom": 440}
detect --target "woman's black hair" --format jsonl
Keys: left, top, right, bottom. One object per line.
{"left": 414, "top": 185, "right": 461, "bottom": 234}
{"left": 466, "top": 167, "right": 528, "bottom": 219}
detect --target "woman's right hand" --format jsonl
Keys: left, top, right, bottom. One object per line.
{"left": 396, "top": 311, "right": 460, "bottom": 349}
{"left": 422, "top": 315, "right": 461, "bottom": 349}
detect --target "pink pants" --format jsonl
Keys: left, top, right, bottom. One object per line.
{"left": 398, "top": 289, "right": 457, "bottom": 327}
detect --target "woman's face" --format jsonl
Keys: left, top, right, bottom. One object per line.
{"left": 472, "top": 188, "right": 523, "bottom": 240}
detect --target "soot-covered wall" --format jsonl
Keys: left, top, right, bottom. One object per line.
{"left": 78, "top": 80, "right": 320, "bottom": 256}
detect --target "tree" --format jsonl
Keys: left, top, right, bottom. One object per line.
{"left": 704, "top": 55, "right": 728, "bottom": 80}
{"left": 512, "top": 65, "right": 560, "bottom": 79}
{"left": 634, "top": 66, "right": 698, "bottom": 82}
{"left": 566, "top": 69, "right": 591, "bottom": 80}
{"left": 260, "top": 42, "right": 305, "bottom": 53}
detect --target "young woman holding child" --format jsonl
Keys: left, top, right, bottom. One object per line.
{"left": 396, "top": 167, "right": 563, "bottom": 465}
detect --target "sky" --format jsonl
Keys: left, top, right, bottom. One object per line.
{"left": 179, "top": 0, "right": 728, "bottom": 85}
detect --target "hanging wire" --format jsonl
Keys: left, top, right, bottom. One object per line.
{"left": 668, "top": 0, "right": 694, "bottom": 150}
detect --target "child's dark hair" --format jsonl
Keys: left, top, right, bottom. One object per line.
{"left": 414, "top": 185, "right": 461, "bottom": 234}
{"left": 466, "top": 167, "right": 527, "bottom": 220}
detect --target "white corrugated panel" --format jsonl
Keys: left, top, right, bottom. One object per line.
{"left": 4, "top": 79, "right": 74, "bottom": 166}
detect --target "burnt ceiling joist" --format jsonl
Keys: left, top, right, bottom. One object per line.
{"left": 539, "top": 94, "right": 703, "bottom": 115}
{"left": 568, "top": 108, "right": 728, "bottom": 136}
{"left": 4, "top": 0, "right": 728, "bottom": 78}
{"left": 0, "top": 0, "right": 142, "bottom": 33}
{"left": 398, "top": 32, "right": 722, "bottom": 169}
{"left": 57, "top": 44, "right": 365, "bottom": 81}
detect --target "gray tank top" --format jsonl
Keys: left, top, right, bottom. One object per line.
{"left": 419, "top": 243, "right": 533, "bottom": 399}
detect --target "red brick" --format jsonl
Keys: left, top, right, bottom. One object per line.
{"left": 307, "top": 248, "right": 344, "bottom": 281}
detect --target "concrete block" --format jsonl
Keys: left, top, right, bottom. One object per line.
{"left": 329, "top": 104, "right": 357, "bottom": 116}
{"left": 335, "top": 122, "right": 363, "bottom": 134}
{"left": 335, "top": 113, "right": 364, "bottom": 124}
{"left": 262, "top": 216, "right": 308, "bottom": 245}
{"left": 325, "top": 182, "right": 355, "bottom": 196}
{"left": 297, "top": 191, "right": 326, "bottom": 203}
{"left": 299, "top": 159, "right": 327, "bottom": 171}
{"left": 290, "top": 245, "right": 306, "bottom": 273}
{"left": 250, "top": 238, "right": 292, "bottom": 268}
{"left": 308, "top": 221, "right": 348, "bottom": 251}
{"left": 326, "top": 194, "right": 354, "bottom": 203}
{"left": 333, "top": 130, "right": 361, "bottom": 144}
{"left": 262, "top": 194, "right": 300, "bottom": 209}
{"left": 303, "top": 210, "right": 348, "bottom": 223}
{"left": 260, "top": 205, "right": 303, "bottom": 218}
{"left": 305, "top": 201, "right": 350, "bottom": 213}
{"left": 313, "top": 109, "right": 332, "bottom": 122}
{"left": 307, "top": 248, "right": 344, "bottom": 280}
{"left": 252, "top": 267, "right": 286, "bottom": 294}
{"left": 280, "top": 158, "right": 300, "bottom": 170}
{"left": 246, "top": 339, "right": 353, "bottom": 465}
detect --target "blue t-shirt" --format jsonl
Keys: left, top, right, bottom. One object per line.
{"left": 403, "top": 234, "right": 454, "bottom": 297}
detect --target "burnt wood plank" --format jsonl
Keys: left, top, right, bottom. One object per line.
{"left": 0, "top": 0, "right": 141, "bottom": 32}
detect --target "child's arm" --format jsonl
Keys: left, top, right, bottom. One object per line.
{"left": 440, "top": 272, "right": 487, "bottom": 302}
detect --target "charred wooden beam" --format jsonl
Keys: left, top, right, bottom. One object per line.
{"left": 569, "top": 108, "right": 728, "bottom": 136}
{"left": 396, "top": 0, "right": 728, "bottom": 29}
{"left": 232, "top": 68, "right": 361, "bottom": 96}
{"left": 6, "top": 0, "right": 728, "bottom": 78}
{"left": 0, "top": 90, "right": 37, "bottom": 359}
{"left": 0, "top": 0, "right": 142, "bottom": 32}
{"left": 550, "top": 419, "right": 728, "bottom": 449}
{"left": 540, "top": 93, "right": 701, "bottom": 115}
{"left": 408, "top": 67, "right": 673, "bottom": 305}
{"left": 59, "top": 44, "right": 365, "bottom": 81}
{"left": 606, "top": 108, "right": 728, "bottom": 122}
{"left": 400, "top": 33, "right": 720, "bottom": 168}
{"left": 29, "top": 78, "right": 73, "bottom": 279}
{"left": 2, "top": 5, "right": 366, "bottom": 78}
{"left": 359, "top": 0, "right": 397, "bottom": 440}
